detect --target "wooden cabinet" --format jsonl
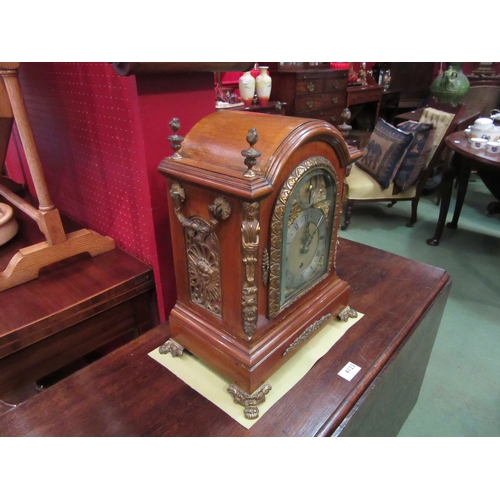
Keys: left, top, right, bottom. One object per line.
{"left": 271, "top": 69, "right": 348, "bottom": 125}
{"left": 0, "top": 207, "right": 157, "bottom": 402}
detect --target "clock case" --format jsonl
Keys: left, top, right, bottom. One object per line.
{"left": 158, "top": 111, "right": 360, "bottom": 402}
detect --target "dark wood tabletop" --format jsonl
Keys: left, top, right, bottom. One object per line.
{"left": 0, "top": 238, "right": 450, "bottom": 437}
{"left": 446, "top": 131, "right": 500, "bottom": 169}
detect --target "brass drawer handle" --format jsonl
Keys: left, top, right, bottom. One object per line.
{"left": 330, "top": 116, "right": 336, "bottom": 123}
{"left": 333, "top": 80, "right": 340, "bottom": 89}
{"left": 307, "top": 82, "right": 315, "bottom": 92}
{"left": 306, "top": 100, "right": 314, "bottom": 108}
{"left": 331, "top": 96, "right": 338, "bottom": 104}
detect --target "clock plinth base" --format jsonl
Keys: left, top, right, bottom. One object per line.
{"left": 169, "top": 277, "right": 351, "bottom": 395}
{"left": 227, "top": 383, "right": 272, "bottom": 419}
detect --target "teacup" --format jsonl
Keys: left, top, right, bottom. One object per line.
{"left": 486, "top": 141, "right": 500, "bottom": 153}
{"left": 470, "top": 138, "right": 488, "bottom": 149}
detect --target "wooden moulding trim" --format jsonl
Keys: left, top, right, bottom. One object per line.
{"left": 158, "top": 159, "right": 274, "bottom": 201}
{"left": 112, "top": 62, "right": 254, "bottom": 76}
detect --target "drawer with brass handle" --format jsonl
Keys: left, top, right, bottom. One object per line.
{"left": 324, "top": 78, "right": 347, "bottom": 92}
{"left": 295, "top": 93, "right": 346, "bottom": 113}
{"left": 295, "top": 79, "right": 324, "bottom": 94}
{"left": 347, "top": 88, "right": 383, "bottom": 106}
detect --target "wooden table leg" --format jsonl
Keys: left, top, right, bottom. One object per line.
{"left": 477, "top": 169, "right": 500, "bottom": 217}
{"left": 427, "top": 154, "right": 457, "bottom": 246}
{"left": 446, "top": 160, "right": 471, "bottom": 229}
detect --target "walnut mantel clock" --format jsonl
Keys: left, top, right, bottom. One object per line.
{"left": 157, "top": 111, "right": 361, "bottom": 418}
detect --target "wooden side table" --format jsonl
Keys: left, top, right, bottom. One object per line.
{"left": 0, "top": 206, "right": 157, "bottom": 402}
{"left": 347, "top": 84, "right": 383, "bottom": 130}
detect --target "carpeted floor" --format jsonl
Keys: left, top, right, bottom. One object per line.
{"left": 339, "top": 173, "right": 500, "bottom": 436}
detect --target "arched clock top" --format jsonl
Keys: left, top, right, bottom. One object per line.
{"left": 158, "top": 112, "right": 359, "bottom": 200}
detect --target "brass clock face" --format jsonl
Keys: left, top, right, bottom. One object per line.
{"left": 268, "top": 156, "right": 339, "bottom": 318}
{"left": 284, "top": 204, "right": 327, "bottom": 294}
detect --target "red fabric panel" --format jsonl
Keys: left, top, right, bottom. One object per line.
{"left": 4, "top": 63, "right": 215, "bottom": 320}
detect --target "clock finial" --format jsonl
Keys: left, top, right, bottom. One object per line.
{"left": 167, "top": 117, "right": 184, "bottom": 159}
{"left": 241, "top": 128, "right": 261, "bottom": 178}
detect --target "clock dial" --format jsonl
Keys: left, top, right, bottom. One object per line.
{"left": 285, "top": 207, "right": 326, "bottom": 291}
{"left": 275, "top": 162, "right": 337, "bottom": 311}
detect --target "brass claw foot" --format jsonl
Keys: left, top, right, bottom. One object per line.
{"left": 159, "top": 338, "right": 185, "bottom": 357}
{"left": 227, "top": 383, "right": 272, "bottom": 419}
{"left": 338, "top": 306, "right": 358, "bottom": 322}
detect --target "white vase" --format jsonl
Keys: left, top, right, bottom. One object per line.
{"left": 239, "top": 71, "right": 255, "bottom": 107}
{"left": 256, "top": 66, "right": 272, "bottom": 106}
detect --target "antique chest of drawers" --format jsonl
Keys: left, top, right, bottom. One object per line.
{"left": 271, "top": 69, "right": 348, "bottom": 125}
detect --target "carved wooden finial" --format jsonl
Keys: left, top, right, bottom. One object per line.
{"left": 167, "top": 117, "right": 184, "bottom": 159}
{"left": 241, "top": 128, "right": 261, "bottom": 178}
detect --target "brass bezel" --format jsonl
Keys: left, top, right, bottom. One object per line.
{"left": 268, "top": 156, "right": 340, "bottom": 319}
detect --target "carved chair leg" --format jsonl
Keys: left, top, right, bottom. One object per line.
{"left": 341, "top": 199, "right": 354, "bottom": 230}
{"left": 407, "top": 197, "right": 418, "bottom": 227}
{"left": 408, "top": 170, "right": 431, "bottom": 228}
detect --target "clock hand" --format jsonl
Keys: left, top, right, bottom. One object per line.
{"left": 300, "top": 223, "right": 312, "bottom": 250}
{"left": 301, "top": 215, "right": 324, "bottom": 254}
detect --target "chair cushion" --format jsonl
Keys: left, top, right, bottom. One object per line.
{"left": 393, "top": 121, "right": 436, "bottom": 191}
{"left": 418, "top": 107, "right": 455, "bottom": 166}
{"left": 346, "top": 164, "right": 417, "bottom": 200}
{"left": 356, "top": 118, "right": 414, "bottom": 189}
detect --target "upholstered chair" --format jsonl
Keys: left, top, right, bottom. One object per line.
{"left": 341, "top": 103, "right": 466, "bottom": 230}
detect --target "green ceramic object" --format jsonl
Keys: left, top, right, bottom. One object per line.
{"left": 430, "top": 63, "right": 470, "bottom": 105}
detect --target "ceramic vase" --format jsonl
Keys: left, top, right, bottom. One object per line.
{"left": 239, "top": 71, "right": 255, "bottom": 107}
{"left": 430, "top": 63, "right": 470, "bottom": 105}
{"left": 256, "top": 66, "right": 272, "bottom": 106}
